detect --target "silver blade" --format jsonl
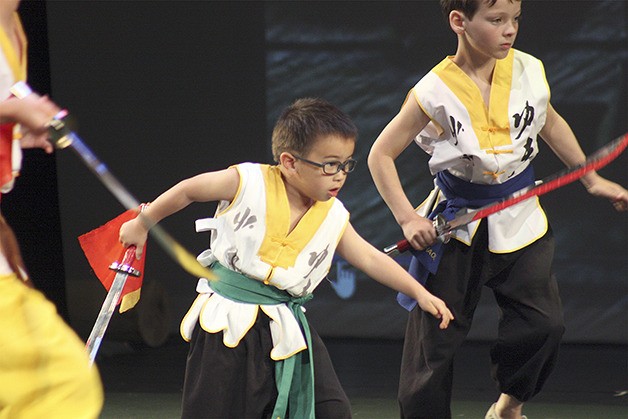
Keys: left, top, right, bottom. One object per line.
{"left": 85, "top": 247, "right": 138, "bottom": 366}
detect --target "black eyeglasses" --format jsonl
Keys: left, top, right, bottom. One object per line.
{"left": 293, "top": 155, "right": 357, "bottom": 175}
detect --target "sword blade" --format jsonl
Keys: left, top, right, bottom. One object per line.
{"left": 85, "top": 247, "right": 136, "bottom": 366}
{"left": 385, "top": 132, "right": 628, "bottom": 256}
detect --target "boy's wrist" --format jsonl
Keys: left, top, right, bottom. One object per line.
{"left": 133, "top": 215, "right": 153, "bottom": 233}
{"left": 396, "top": 208, "right": 419, "bottom": 227}
{"left": 580, "top": 171, "right": 601, "bottom": 189}
{"left": 413, "top": 286, "right": 430, "bottom": 305}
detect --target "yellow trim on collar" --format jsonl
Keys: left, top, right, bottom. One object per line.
{"left": 0, "top": 13, "right": 27, "bottom": 83}
{"left": 258, "top": 165, "right": 334, "bottom": 269}
{"left": 433, "top": 50, "right": 514, "bottom": 151}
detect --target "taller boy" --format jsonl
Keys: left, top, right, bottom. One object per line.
{"left": 368, "top": 1, "right": 628, "bottom": 418}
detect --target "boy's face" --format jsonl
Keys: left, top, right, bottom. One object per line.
{"left": 286, "top": 134, "right": 356, "bottom": 203}
{"left": 461, "top": 0, "right": 521, "bottom": 60}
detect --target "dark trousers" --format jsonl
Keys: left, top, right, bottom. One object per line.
{"left": 181, "top": 312, "right": 352, "bottom": 418}
{"left": 398, "top": 222, "right": 565, "bottom": 418}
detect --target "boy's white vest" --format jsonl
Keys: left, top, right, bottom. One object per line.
{"left": 411, "top": 49, "right": 550, "bottom": 252}
{"left": 181, "top": 163, "right": 349, "bottom": 359}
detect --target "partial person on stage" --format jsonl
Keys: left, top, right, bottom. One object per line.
{"left": 367, "top": 0, "right": 628, "bottom": 418}
{"left": 0, "top": 1, "right": 104, "bottom": 418}
{"left": 119, "top": 97, "right": 454, "bottom": 419}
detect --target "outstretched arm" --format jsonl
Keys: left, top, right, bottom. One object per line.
{"left": 119, "top": 167, "right": 240, "bottom": 258}
{"left": 368, "top": 96, "right": 437, "bottom": 249}
{"left": 540, "top": 104, "right": 628, "bottom": 211}
{"left": 336, "top": 222, "right": 454, "bottom": 329}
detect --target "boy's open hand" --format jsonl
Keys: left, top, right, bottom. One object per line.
{"left": 417, "top": 294, "right": 454, "bottom": 329}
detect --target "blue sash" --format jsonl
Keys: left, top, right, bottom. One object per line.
{"left": 397, "top": 165, "right": 535, "bottom": 311}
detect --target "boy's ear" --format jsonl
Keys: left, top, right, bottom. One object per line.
{"left": 449, "top": 10, "right": 465, "bottom": 34}
{"left": 279, "top": 152, "right": 297, "bottom": 171}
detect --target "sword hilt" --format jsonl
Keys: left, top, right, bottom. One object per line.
{"left": 8, "top": 81, "right": 77, "bottom": 149}
{"left": 383, "top": 240, "right": 411, "bottom": 258}
{"left": 109, "top": 246, "right": 141, "bottom": 277}
{"left": 47, "top": 109, "right": 79, "bottom": 149}
{"left": 433, "top": 214, "right": 452, "bottom": 243}
{"left": 383, "top": 214, "right": 451, "bottom": 257}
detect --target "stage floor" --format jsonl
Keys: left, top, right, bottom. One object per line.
{"left": 96, "top": 338, "right": 627, "bottom": 418}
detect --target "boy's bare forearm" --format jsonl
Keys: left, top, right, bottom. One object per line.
{"left": 368, "top": 97, "right": 431, "bottom": 226}
{"left": 365, "top": 249, "right": 428, "bottom": 300}
{"left": 368, "top": 152, "right": 416, "bottom": 225}
{"left": 138, "top": 168, "right": 240, "bottom": 230}
{"left": 338, "top": 224, "right": 425, "bottom": 300}
{"left": 539, "top": 105, "right": 628, "bottom": 208}
{"left": 138, "top": 183, "right": 195, "bottom": 229}
{"left": 540, "top": 105, "right": 589, "bottom": 173}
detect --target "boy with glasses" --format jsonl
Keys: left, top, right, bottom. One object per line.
{"left": 119, "top": 97, "right": 454, "bottom": 418}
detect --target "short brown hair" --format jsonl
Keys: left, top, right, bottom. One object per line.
{"left": 271, "top": 98, "right": 357, "bottom": 162}
{"left": 440, "top": 0, "right": 518, "bottom": 21}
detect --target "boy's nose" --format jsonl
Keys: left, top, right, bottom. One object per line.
{"left": 504, "top": 20, "right": 518, "bottom": 36}
{"left": 333, "top": 171, "right": 348, "bottom": 181}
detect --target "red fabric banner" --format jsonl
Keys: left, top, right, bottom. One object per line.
{"left": 78, "top": 207, "right": 146, "bottom": 312}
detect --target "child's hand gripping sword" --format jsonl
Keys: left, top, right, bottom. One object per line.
{"left": 384, "top": 133, "right": 628, "bottom": 257}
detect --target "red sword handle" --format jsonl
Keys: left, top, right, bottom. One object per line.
{"left": 383, "top": 215, "right": 451, "bottom": 257}
{"left": 108, "top": 245, "right": 141, "bottom": 279}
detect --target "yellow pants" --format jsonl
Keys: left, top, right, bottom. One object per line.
{"left": 0, "top": 273, "right": 103, "bottom": 418}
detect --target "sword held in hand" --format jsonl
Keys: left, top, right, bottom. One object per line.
{"left": 384, "top": 133, "right": 628, "bottom": 257}
{"left": 85, "top": 246, "right": 140, "bottom": 365}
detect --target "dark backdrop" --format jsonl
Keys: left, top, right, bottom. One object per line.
{"left": 9, "top": 1, "right": 626, "bottom": 344}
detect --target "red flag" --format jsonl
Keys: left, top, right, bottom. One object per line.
{"left": 79, "top": 206, "right": 146, "bottom": 312}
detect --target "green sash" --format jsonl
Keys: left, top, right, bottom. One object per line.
{"left": 209, "top": 262, "right": 315, "bottom": 419}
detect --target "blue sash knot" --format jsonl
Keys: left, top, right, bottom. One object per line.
{"left": 397, "top": 165, "right": 535, "bottom": 311}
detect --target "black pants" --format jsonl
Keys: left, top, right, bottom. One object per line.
{"left": 181, "top": 312, "right": 352, "bottom": 418}
{"left": 398, "top": 221, "right": 565, "bottom": 419}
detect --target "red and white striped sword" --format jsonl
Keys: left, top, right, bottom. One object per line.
{"left": 384, "top": 133, "right": 628, "bottom": 257}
